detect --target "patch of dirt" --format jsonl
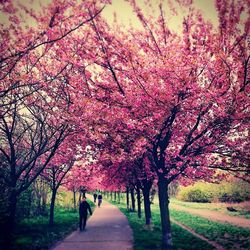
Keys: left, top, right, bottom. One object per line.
{"left": 170, "top": 204, "right": 250, "bottom": 229}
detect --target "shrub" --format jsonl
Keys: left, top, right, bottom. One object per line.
{"left": 177, "top": 179, "right": 250, "bottom": 203}
{"left": 187, "top": 189, "right": 211, "bottom": 202}
{"left": 177, "top": 183, "right": 213, "bottom": 202}
{"left": 217, "top": 179, "right": 250, "bottom": 202}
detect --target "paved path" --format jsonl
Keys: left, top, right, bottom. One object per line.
{"left": 51, "top": 197, "right": 133, "bottom": 250}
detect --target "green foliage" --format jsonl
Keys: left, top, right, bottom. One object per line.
{"left": 217, "top": 180, "right": 250, "bottom": 202}
{"left": 177, "top": 183, "right": 213, "bottom": 202}
{"left": 16, "top": 187, "right": 34, "bottom": 220}
{"left": 177, "top": 180, "right": 250, "bottom": 203}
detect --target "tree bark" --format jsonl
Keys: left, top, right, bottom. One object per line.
{"left": 78, "top": 192, "right": 82, "bottom": 203}
{"left": 130, "top": 188, "right": 135, "bottom": 212}
{"left": 49, "top": 189, "right": 57, "bottom": 226}
{"left": 136, "top": 185, "right": 141, "bottom": 218}
{"left": 3, "top": 190, "right": 18, "bottom": 250}
{"left": 158, "top": 177, "right": 172, "bottom": 249}
{"left": 73, "top": 190, "right": 76, "bottom": 210}
{"left": 126, "top": 187, "right": 130, "bottom": 210}
{"left": 142, "top": 184, "right": 152, "bottom": 225}
{"left": 118, "top": 191, "right": 121, "bottom": 204}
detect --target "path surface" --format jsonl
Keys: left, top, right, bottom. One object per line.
{"left": 51, "top": 197, "right": 133, "bottom": 250}
{"left": 170, "top": 204, "right": 250, "bottom": 228}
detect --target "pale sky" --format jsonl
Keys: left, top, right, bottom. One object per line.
{"left": 0, "top": 0, "right": 219, "bottom": 32}
{"left": 102, "top": 0, "right": 218, "bottom": 31}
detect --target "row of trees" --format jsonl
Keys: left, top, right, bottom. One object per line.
{"left": 0, "top": 0, "right": 107, "bottom": 248}
{"left": 1, "top": 0, "right": 249, "bottom": 249}
{"left": 84, "top": 0, "right": 249, "bottom": 248}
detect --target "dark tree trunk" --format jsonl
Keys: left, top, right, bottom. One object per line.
{"left": 114, "top": 191, "right": 117, "bottom": 201}
{"left": 78, "top": 192, "right": 82, "bottom": 203}
{"left": 136, "top": 185, "right": 141, "bottom": 218}
{"left": 73, "top": 191, "right": 76, "bottom": 210}
{"left": 2, "top": 190, "right": 18, "bottom": 250}
{"left": 118, "top": 191, "right": 121, "bottom": 204}
{"left": 41, "top": 184, "right": 48, "bottom": 215}
{"left": 141, "top": 179, "right": 153, "bottom": 225}
{"left": 82, "top": 190, "right": 86, "bottom": 198}
{"left": 126, "top": 187, "right": 130, "bottom": 210}
{"left": 111, "top": 191, "right": 113, "bottom": 201}
{"left": 130, "top": 188, "right": 135, "bottom": 212}
{"left": 49, "top": 189, "right": 57, "bottom": 226}
{"left": 142, "top": 184, "right": 152, "bottom": 225}
{"left": 9, "top": 191, "right": 17, "bottom": 229}
{"left": 158, "top": 177, "right": 172, "bottom": 249}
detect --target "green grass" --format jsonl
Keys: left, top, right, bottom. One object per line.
{"left": 110, "top": 200, "right": 215, "bottom": 250}
{"left": 169, "top": 209, "right": 250, "bottom": 250}
{"left": 109, "top": 197, "right": 250, "bottom": 250}
{"left": 171, "top": 198, "right": 250, "bottom": 219}
{"left": 12, "top": 199, "right": 95, "bottom": 250}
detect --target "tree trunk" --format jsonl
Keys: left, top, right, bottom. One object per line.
{"left": 73, "top": 191, "right": 76, "bottom": 210}
{"left": 114, "top": 191, "right": 117, "bottom": 201}
{"left": 126, "top": 187, "right": 130, "bottom": 210}
{"left": 136, "top": 185, "right": 141, "bottom": 218}
{"left": 82, "top": 190, "right": 86, "bottom": 198}
{"left": 41, "top": 183, "right": 48, "bottom": 215}
{"left": 142, "top": 184, "right": 151, "bottom": 225}
{"left": 49, "top": 189, "right": 57, "bottom": 226}
{"left": 3, "top": 190, "right": 18, "bottom": 250}
{"left": 158, "top": 177, "right": 172, "bottom": 249}
{"left": 118, "top": 191, "right": 121, "bottom": 204}
{"left": 78, "top": 192, "right": 82, "bottom": 203}
{"left": 130, "top": 188, "right": 135, "bottom": 212}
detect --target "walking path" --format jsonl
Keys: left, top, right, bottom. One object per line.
{"left": 170, "top": 204, "right": 250, "bottom": 229}
{"left": 51, "top": 196, "right": 133, "bottom": 250}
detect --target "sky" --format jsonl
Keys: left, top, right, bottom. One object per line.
{"left": 0, "top": 0, "right": 219, "bottom": 32}
{"left": 101, "top": 0, "right": 218, "bottom": 30}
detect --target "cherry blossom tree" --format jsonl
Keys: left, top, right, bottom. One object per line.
{"left": 0, "top": 0, "right": 108, "bottom": 247}
{"left": 1, "top": 0, "right": 249, "bottom": 249}
{"left": 42, "top": 137, "right": 78, "bottom": 226}
{"left": 82, "top": 0, "right": 249, "bottom": 248}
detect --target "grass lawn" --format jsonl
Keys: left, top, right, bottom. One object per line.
{"left": 169, "top": 209, "right": 250, "bottom": 250}
{"left": 12, "top": 199, "right": 95, "bottom": 250}
{"left": 110, "top": 198, "right": 250, "bottom": 250}
{"left": 171, "top": 199, "right": 250, "bottom": 219}
{"left": 110, "top": 200, "right": 215, "bottom": 250}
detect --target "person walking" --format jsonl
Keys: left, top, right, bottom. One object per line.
{"left": 93, "top": 193, "right": 97, "bottom": 203}
{"left": 97, "top": 194, "right": 103, "bottom": 207}
{"left": 79, "top": 197, "right": 92, "bottom": 231}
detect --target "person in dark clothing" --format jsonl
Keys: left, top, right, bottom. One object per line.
{"left": 79, "top": 197, "right": 92, "bottom": 231}
{"left": 97, "top": 194, "right": 103, "bottom": 207}
{"left": 93, "top": 193, "right": 97, "bottom": 203}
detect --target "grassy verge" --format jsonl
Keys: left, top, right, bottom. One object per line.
{"left": 109, "top": 200, "right": 215, "bottom": 250}
{"left": 169, "top": 209, "right": 250, "bottom": 250}
{"left": 171, "top": 199, "right": 250, "bottom": 219}
{"left": 12, "top": 199, "right": 95, "bottom": 250}
{"left": 108, "top": 197, "right": 250, "bottom": 250}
